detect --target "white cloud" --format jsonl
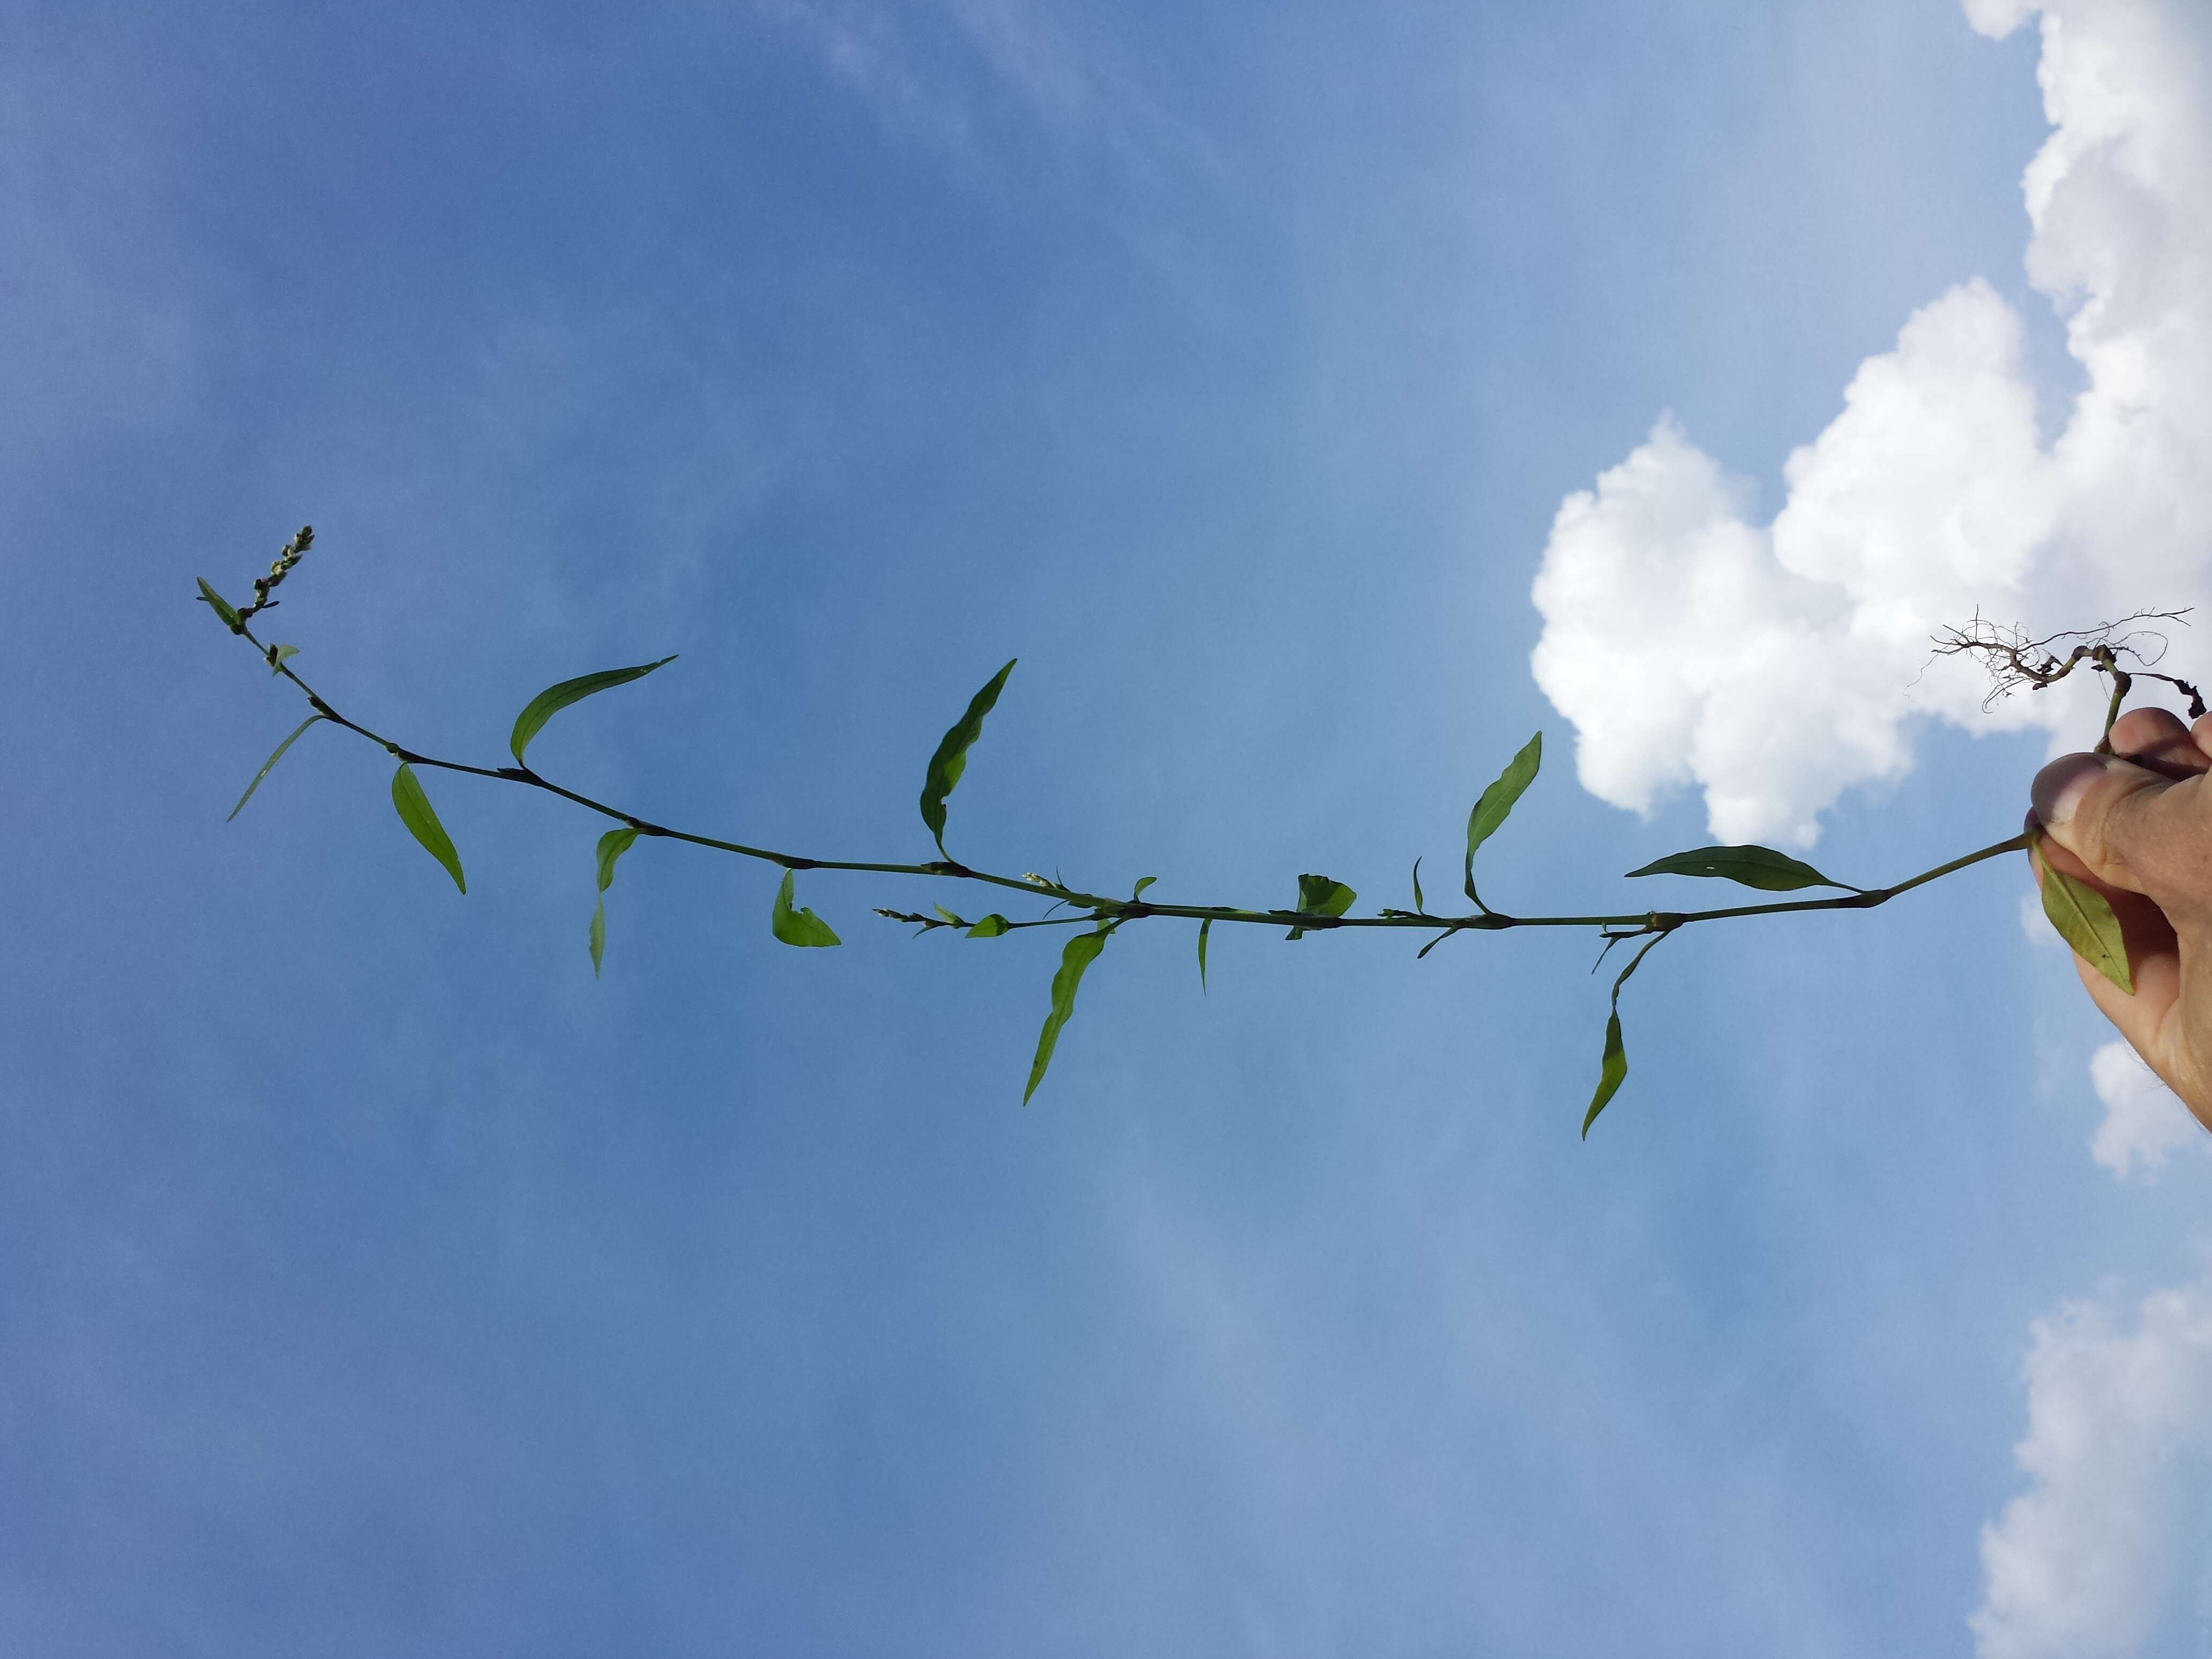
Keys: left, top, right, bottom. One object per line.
{"left": 1972, "top": 1267, "right": 2212, "bottom": 1658}
{"left": 1530, "top": 0, "right": 2212, "bottom": 847}
{"left": 2088, "top": 1039, "right": 2204, "bottom": 1178}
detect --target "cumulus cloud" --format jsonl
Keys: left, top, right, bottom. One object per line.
{"left": 1972, "top": 1267, "right": 2212, "bottom": 1658}
{"left": 1530, "top": 0, "right": 2212, "bottom": 847}
{"left": 2088, "top": 1039, "right": 2204, "bottom": 1178}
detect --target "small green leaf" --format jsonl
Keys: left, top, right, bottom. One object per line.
{"left": 1586, "top": 1015, "right": 1628, "bottom": 1135}
{"left": 196, "top": 578, "right": 242, "bottom": 631}
{"left": 1025, "top": 925, "right": 1109, "bottom": 1103}
{"left": 1288, "top": 873, "right": 1356, "bottom": 939}
{"left": 1466, "top": 731, "right": 1542, "bottom": 900}
{"left": 508, "top": 655, "right": 678, "bottom": 765}
{"left": 1132, "top": 876, "right": 1157, "bottom": 901}
{"left": 1198, "top": 917, "right": 1212, "bottom": 992}
{"left": 967, "top": 914, "right": 1012, "bottom": 938}
{"left": 1624, "top": 844, "right": 1850, "bottom": 893}
{"left": 1582, "top": 934, "right": 1665, "bottom": 1138}
{"left": 228, "top": 715, "right": 322, "bottom": 821}
{"left": 596, "top": 827, "right": 639, "bottom": 892}
{"left": 2031, "top": 829, "right": 2133, "bottom": 994}
{"left": 587, "top": 828, "right": 640, "bottom": 977}
{"left": 1411, "top": 857, "right": 1425, "bottom": 913}
{"left": 771, "top": 870, "right": 841, "bottom": 948}
{"left": 1296, "top": 874, "right": 1356, "bottom": 916}
{"left": 934, "top": 903, "right": 968, "bottom": 928}
{"left": 267, "top": 644, "right": 299, "bottom": 675}
{"left": 919, "top": 659, "right": 1017, "bottom": 856}
{"left": 390, "top": 764, "right": 466, "bottom": 893}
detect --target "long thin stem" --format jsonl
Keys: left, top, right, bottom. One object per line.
{"left": 237, "top": 619, "right": 2027, "bottom": 944}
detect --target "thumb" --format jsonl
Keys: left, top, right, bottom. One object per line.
{"left": 2031, "top": 750, "right": 2208, "bottom": 912}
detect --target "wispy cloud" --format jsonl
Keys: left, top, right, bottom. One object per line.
{"left": 750, "top": 0, "right": 979, "bottom": 155}
{"left": 1530, "top": 0, "right": 2212, "bottom": 847}
{"left": 753, "top": 0, "right": 1219, "bottom": 190}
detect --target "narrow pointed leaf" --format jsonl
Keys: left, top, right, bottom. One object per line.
{"left": 919, "top": 659, "right": 1017, "bottom": 855}
{"left": 934, "top": 903, "right": 968, "bottom": 928}
{"left": 1625, "top": 844, "right": 1850, "bottom": 893}
{"left": 595, "top": 827, "right": 639, "bottom": 892}
{"left": 771, "top": 870, "right": 841, "bottom": 947}
{"left": 1466, "top": 731, "right": 1542, "bottom": 898}
{"left": 587, "top": 828, "right": 639, "bottom": 976}
{"left": 1132, "top": 876, "right": 1157, "bottom": 901}
{"left": 967, "top": 914, "right": 1012, "bottom": 938}
{"left": 1411, "top": 857, "right": 1425, "bottom": 913}
{"left": 1582, "top": 934, "right": 1665, "bottom": 1138}
{"left": 267, "top": 644, "right": 299, "bottom": 675}
{"left": 2031, "top": 830, "right": 2133, "bottom": 994}
{"left": 1025, "top": 926, "right": 1108, "bottom": 1103}
{"left": 1198, "top": 917, "right": 1211, "bottom": 991}
{"left": 228, "top": 715, "right": 323, "bottom": 821}
{"left": 1584, "top": 1014, "right": 1627, "bottom": 1137}
{"left": 196, "top": 578, "right": 242, "bottom": 631}
{"left": 508, "top": 655, "right": 678, "bottom": 765}
{"left": 390, "top": 764, "right": 466, "bottom": 893}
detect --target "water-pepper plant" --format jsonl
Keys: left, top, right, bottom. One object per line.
{"left": 201, "top": 528, "right": 2192, "bottom": 1133}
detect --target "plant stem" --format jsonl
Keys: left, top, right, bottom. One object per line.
{"left": 2094, "top": 650, "right": 2132, "bottom": 755}
{"left": 238, "top": 622, "right": 2028, "bottom": 944}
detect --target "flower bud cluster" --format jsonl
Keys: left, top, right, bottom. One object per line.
{"left": 238, "top": 525, "right": 314, "bottom": 624}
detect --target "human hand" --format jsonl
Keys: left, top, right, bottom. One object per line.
{"left": 2030, "top": 708, "right": 2212, "bottom": 1131}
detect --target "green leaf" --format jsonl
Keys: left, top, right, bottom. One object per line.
{"left": 967, "top": 914, "right": 1012, "bottom": 938}
{"left": 1025, "top": 925, "right": 1109, "bottom": 1104}
{"left": 1466, "top": 731, "right": 1542, "bottom": 900}
{"left": 390, "top": 764, "right": 466, "bottom": 894}
{"left": 1132, "top": 876, "right": 1157, "bottom": 901}
{"left": 934, "top": 903, "right": 968, "bottom": 928}
{"left": 1624, "top": 844, "right": 1850, "bottom": 893}
{"left": 1296, "top": 874, "right": 1356, "bottom": 916}
{"left": 1411, "top": 857, "right": 1425, "bottom": 913}
{"left": 267, "top": 644, "right": 299, "bottom": 675}
{"left": 2032, "top": 829, "right": 2133, "bottom": 994}
{"left": 1582, "top": 934, "right": 1665, "bottom": 1138}
{"left": 596, "top": 827, "right": 639, "bottom": 892}
{"left": 1288, "top": 873, "right": 1356, "bottom": 939}
{"left": 228, "top": 715, "right": 322, "bottom": 821}
{"left": 507, "top": 655, "right": 678, "bottom": 765}
{"left": 918, "top": 659, "right": 1017, "bottom": 856}
{"left": 586, "top": 828, "right": 640, "bottom": 977}
{"left": 196, "top": 578, "right": 242, "bottom": 631}
{"left": 1198, "top": 917, "right": 1212, "bottom": 992}
{"left": 771, "top": 870, "right": 841, "bottom": 947}
{"left": 1586, "top": 1014, "right": 1627, "bottom": 1137}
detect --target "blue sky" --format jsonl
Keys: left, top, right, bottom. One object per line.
{"left": 6, "top": 1, "right": 2211, "bottom": 1653}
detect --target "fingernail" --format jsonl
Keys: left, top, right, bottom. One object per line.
{"left": 2031, "top": 752, "right": 2114, "bottom": 828}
